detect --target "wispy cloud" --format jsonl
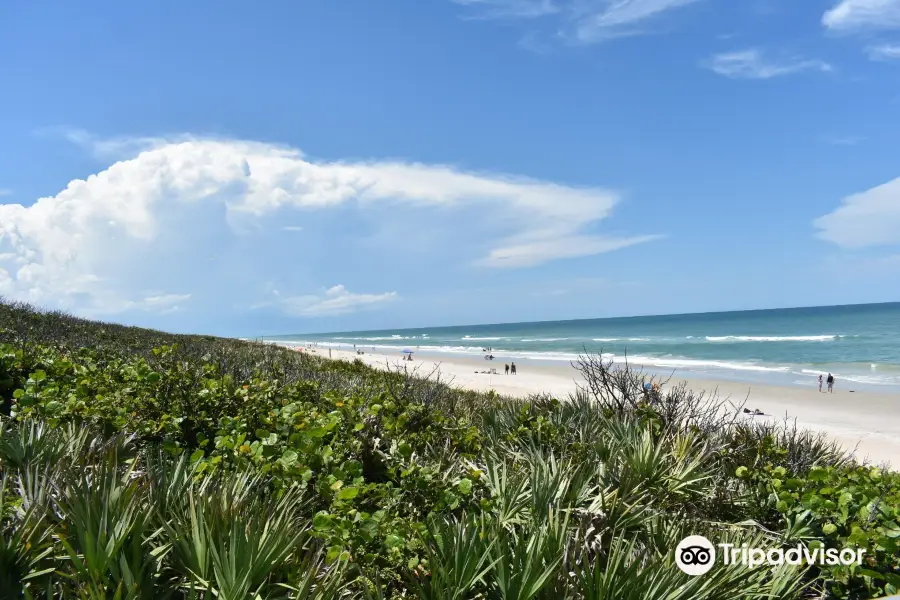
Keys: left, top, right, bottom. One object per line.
{"left": 819, "top": 134, "right": 866, "bottom": 146}
{"left": 0, "top": 189, "right": 12, "bottom": 198}
{"left": 79, "top": 293, "right": 191, "bottom": 317}
{"left": 453, "top": 0, "right": 559, "bottom": 19}
{"left": 452, "top": 0, "right": 705, "bottom": 44}
{"left": 0, "top": 134, "right": 658, "bottom": 317}
{"left": 573, "top": 0, "right": 702, "bottom": 43}
{"left": 867, "top": 43, "right": 900, "bottom": 60}
{"left": 823, "top": 0, "right": 900, "bottom": 31}
{"left": 36, "top": 127, "right": 167, "bottom": 161}
{"left": 814, "top": 176, "right": 900, "bottom": 248}
{"left": 474, "top": 234, "right": 664, "bottom": 267}
{"left": 128, "top": 293, "right": 192, "bottom": 315}
{"left": 274, "top": 285, "right": 397, "bottom": 317}
{"left": 705, "top": 49, "right": 832, "bottom": 79}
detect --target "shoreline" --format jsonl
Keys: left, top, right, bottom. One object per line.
{"left": 265, "top": 338, "right": 900, "bottom": 394}
{"left": 295, "top": 344, "right": 900, "bottom": 468}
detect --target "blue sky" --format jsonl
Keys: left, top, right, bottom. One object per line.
{"left": 1, "top": 0, "right": 899, "bottom": 336}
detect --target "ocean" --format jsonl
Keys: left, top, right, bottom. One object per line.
{"left": 269, "top": 303, "right": 900, "bottom": 391}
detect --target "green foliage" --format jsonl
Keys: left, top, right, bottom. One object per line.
{"left": 736, "top": 459, "right": 900, "bottom": 598}
{"left": 0, "top": 299, "right": 897, "bottom": 598}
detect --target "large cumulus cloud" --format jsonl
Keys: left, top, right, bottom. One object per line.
{"left": 0, "top": 137, "right": 656, "bottom": 317}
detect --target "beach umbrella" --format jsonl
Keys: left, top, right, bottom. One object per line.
{"left": 402, "top": 349, "right": 414, "bottom": 354}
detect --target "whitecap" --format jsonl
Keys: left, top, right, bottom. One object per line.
{"left": 705, "top": 335, "right": 836, "bottom": 343}
{"left": 621, "top": 356, "right": 791, "bottom": 373}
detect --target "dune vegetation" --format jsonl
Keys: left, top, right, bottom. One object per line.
{"left": 1, "top": 299, "right": 899, "bottom": 599}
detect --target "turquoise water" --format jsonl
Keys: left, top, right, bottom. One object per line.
{"left": 270, "top": 303, "right": 900, "bottom": 390}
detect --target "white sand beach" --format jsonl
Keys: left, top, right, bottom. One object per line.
{"left": 302, "top": 346, "right": 900, "bottom": 468}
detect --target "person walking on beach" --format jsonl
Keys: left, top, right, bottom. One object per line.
{"left": 818, "top": 375, "right": 823, "bottom": 393}
{"left": 510, "top": 362, "right": 517, "bottom": 375}
{"left": 827, "top": 373, "right": 834, "bottom": 393}
{"left": 505, "top": 363, "right": 510, "bottom": 375}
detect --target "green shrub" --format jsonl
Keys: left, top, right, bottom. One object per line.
{"left": 1, "top": 299, "right": 896, "bottom": 598}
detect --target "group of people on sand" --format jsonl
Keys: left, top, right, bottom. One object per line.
{"left": 818, "top": 373, "right": 835, "bottom": 393}
{"left": 479, "top": 362, "right": 516, "bottom": 376}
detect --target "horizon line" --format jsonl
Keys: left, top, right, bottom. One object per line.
{"left": 270, "top": 300, "right": 900, "bottom": 339}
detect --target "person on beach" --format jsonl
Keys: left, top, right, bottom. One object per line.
{"left": 818, "top": 374, "right": 823, "bottom": 392}
{"left": 505, "top": 363, "right": 510, "bottom": 375}
{"left": 510, "top": 362, "right": 517, "bottom": 375}
{"left": 827, "top": 373, "right": 834, "bottom": 393}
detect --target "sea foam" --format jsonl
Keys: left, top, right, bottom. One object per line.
{"left": 705, "top": 335, "right": 836, "bottom": 343}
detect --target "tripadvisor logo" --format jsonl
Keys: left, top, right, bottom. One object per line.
{"left": 674, "top": 535, "right": 865, "bottom": 576}
{"left": 675, "top": 536, "right": 716, "bottom": 576}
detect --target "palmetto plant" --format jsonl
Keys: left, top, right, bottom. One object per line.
{"left": 2, "top": 299, "right": 891, "bottom": 598}
{"left": 408, "top": 514, "right": 497, "bottom": 600}
{"left": 0, "top": 474, "right": 56, "bottom": 599}
{"left": 157, "top": 471, "right": 310, "bottom": 599}
{"left": 0, "top": 421, "right": 330, "bottom": 599}
{"left": 0, "top": 416, "right": 96, "bottom": 472}
{"left": 486, "top": 509, "right": 568, "bottom": 600}
{"left": 0, "top": 398, "right": 819, "bottom": 600}
{"left": 53, "top": 448, "right": 157, "bottom": 599}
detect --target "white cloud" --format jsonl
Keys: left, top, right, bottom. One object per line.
{"left": 123, "top": 293, "right": 191, "bottom": 314}
{"left": 453, "top": 0, "right": 704, "bottom": 43}
{"left": 453, "top": 0, "right": 559, "bottom": 18}
{"left": 823, "top": 0, "right": 900, "bottom": 31}
{"left": 282, "top": 225, "right": 304, "bottom": 232}
{"left": 819, "top": 134, "right": 865, "bottom": 145}
{"left": 867, "top": 43, "right": 900, "bottom": 60}
{"left": 573, "top": 0, "right": 702, "bottom": 42}
{"left": 705, "top": 49, "right": 832, "bottom": 79}
{"left": 276, "top": 285, "right": 397, "bottom": 316}
{"left": 37, "top": 127, "right": 167, "bottom": 162}
{"left": 0, "top": 189, "right": 12, "bottom": 197}
{"left": 475, "top": 233, "right": 663, "bottom": 267}
{"left": 814, "top": 176, "right": 900, "bottom": 248}
{"left": 0, "top": 136, "right": 655, "bottom": 317}
{"left": 140, "top": 293, "right": 191, "bottom": 307}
